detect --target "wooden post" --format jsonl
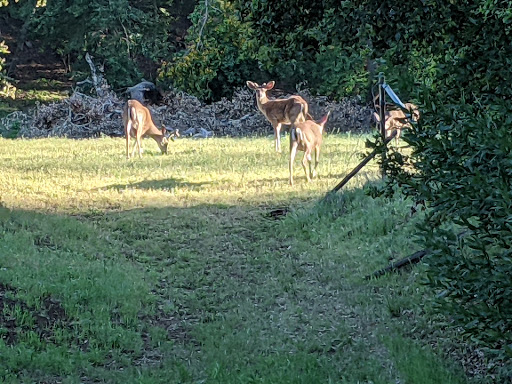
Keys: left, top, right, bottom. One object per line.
{"left": 378, "top": 74, "right": 386, "bottom": 179}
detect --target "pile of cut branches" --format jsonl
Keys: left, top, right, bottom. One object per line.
{"left": 0, "top": 86, "right": 373, "bottom": 139}
{"left": 0, "top": 91, "right": 124, "bottom": 138}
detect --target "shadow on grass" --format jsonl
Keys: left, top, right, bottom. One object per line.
{"left": 100, "top": 178, "right": 212, "bottom": 191}
{"left": 0, "top": 198, "right": 482, "bottom": 384}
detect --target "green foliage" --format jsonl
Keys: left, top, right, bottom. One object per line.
{"left": 159, "top": 0, "right": 376, "bottom": 100}
{"left": 311, "top": 44, "right": 371, "bottom": 98}
{"left": 8, "top": 0, "right": 178, "bottom": 89}
{"left": 160, "top": 0, "right": 488, "bottom": 101}
{"left": 160, "top": 0, "right": 257, "bottom": 101}
{"left": 400, "top": 100, "right": 512, "bottom": 358}
{"left": 374, "top": 1, "right": 512, "bottom": 360}
{"left": 0, "top": 40, "right": 14, "bottom": 99}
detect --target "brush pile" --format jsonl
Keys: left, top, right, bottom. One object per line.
{"left": 0, "top": 85, "right": 373, "bottom": 139}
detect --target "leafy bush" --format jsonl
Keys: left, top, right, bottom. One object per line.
{"left": 24, "top": 0, "right": 177, "bottom": 89}
{"left": 406, "top": 100, "right": 512, "bottom": 358}
{"left": 375, "top": 1, "right": 512, "bottom": 360}
{"left": 159, "top": 0, "right": 376, "bottom": 100}
{"left": 159, "top": 0, "right": 257, "bottom": 101}
{"left": 0, "top": 40, "right": 15, "bottom": 99}
{"left": 159, "top": 1, "right": 483, "bottom": 102}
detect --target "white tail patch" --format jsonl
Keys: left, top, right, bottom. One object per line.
{"left": 296, "top": 127, "right": 305, "bottom": 143}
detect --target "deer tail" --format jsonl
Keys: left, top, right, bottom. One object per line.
{"left": 318, "top": 111, "right": 331, "bottom": 127}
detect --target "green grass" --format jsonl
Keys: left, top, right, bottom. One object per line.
{"left": 0, "top": 135, "right": 481, "bottom": 383}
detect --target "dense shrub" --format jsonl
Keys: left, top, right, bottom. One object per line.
{"left": 158, "top": 1, "right": 485, "bottom": 101}
{"left": 159, "top": 0, "right": 257, "bottom": 101}
{"left": 0, "top": 40, "right": 10, "bottom": 95}
{"left": 3, "top": 0, "right": 179, "bottom": 89}
{"left": 396, "top": 100, "right": 512, "bottom": 359}
{"left": 376, "top": 1, "right": 512, "bottom": 360}
{"left": 159, "top": 0, "right": 377, "bottom": 100}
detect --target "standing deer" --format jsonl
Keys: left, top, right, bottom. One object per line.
{"left": 246, "top": 81, "right": 311, "bottom": 153}
{"left": 373, "top": 103, "right": 420, "bottom": 145}
{"left": 289, "top": 111, "right": 330, "bottom": 186}
{"left": 122, "top": 99, "right": 179, "bottom": 159}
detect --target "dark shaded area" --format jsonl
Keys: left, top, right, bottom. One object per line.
{"left": 0, "top": 16, "right": 72, "bottom": 92}
{"left": 103, "top": 178, "right": 211, "bottom": 192}
{"left": 0, "top": 282, "right": 68, "bottom": 345}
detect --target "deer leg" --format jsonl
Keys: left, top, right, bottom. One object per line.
{"left": 131, "top": 140, "right": 138, "bottom": 158}
{"left": 312, "top": 147, "right": 320, "bottom": 179}
{"left": 136, "top": 133, "right": 143, "bottom": 158}
{"left": 302, "top": 151, "right": 311, "bottom": 182}
{"left": 274, "top": 122, "right": 282, "bottom": 153}
{"left": 289, "top": 138, "right": 298, "bottom": 186}
{"left": 395, "top": 126, "right": 401, "bottom": 147}
{"left": 131, "top": 131, "right": 140, "bottom": 158}
{"left": 125, "top": 122, "right": 132, "bottom": 159}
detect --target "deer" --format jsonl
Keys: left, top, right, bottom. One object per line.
{"left": 373, "top": 102, "right": 420, "bottom": 146}
{"left": 122, "top": 99, "right": 179, "bottom": 159}
{"left": 289, "top": 111, "right": 331, "bottom": 186}
{"left": 246, "top": 80, "right": 311, "bottom": 153}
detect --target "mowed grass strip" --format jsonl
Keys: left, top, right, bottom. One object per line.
{"left": 0, "top": 135, "right": 474, "bottom": 383}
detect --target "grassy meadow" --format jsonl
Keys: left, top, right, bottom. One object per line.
{"left": 0, "top": 134, "right": 479, "bottom": 383}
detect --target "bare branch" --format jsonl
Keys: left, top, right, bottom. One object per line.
{"left": 197, "top": 0, "right": 209, "bottom": 50}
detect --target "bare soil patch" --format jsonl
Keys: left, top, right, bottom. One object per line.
{"left": 0, "top": 282, "right": 69, "bottom": 345}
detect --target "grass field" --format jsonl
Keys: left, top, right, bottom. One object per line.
{"left": 0, "top": 134, "right": 480, "bottom": 383}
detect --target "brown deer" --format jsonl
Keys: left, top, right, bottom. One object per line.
{"left": 289, "top": 111, "right": 330, "bottom": 186}
{"left": 122, "top": 99, "right": 179, "bottom": 159}
{"left": 373, "top": 103, "right": 420, "bottom": 145}
{"left": 246, "top": 81, "right": 311, "bottom": 153}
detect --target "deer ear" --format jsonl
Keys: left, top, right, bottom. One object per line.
{"left": 265, "top": 81, "right": 275, "bottom": 90}
{"left": 246, "top": 81, "right": 257, "bottom": 90}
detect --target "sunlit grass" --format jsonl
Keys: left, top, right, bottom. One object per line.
{"left": 0, "top": 134, "right": 377, "bottom": 212}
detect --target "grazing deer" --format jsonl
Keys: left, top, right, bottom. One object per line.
{"left": 122, "top": 99, "right": 179, "bottom": 159}
{"left": 373, "top": 103, "right": 420, "bottom": 145}
{"left": 289, "top": 111, "right": 330, "bottom": 186}
{"left": 246, "top": 80, "right": 311, "bottom": 153}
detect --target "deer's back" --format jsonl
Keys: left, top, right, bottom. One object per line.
{"left": 295, "top": 120, "right": 322, "bottom": 150}
{"left": 263, "top": 96, "right": 308, "bottom": 123}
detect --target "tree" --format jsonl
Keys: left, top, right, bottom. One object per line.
{"left": 159, "top": 0, "right": 375, "bottom": 101}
